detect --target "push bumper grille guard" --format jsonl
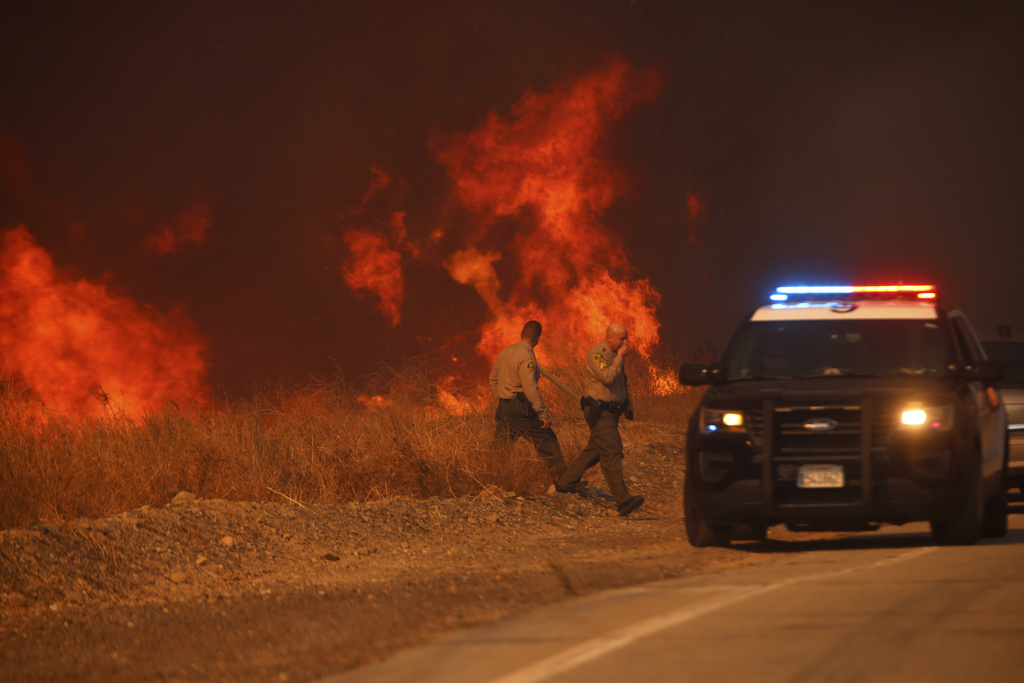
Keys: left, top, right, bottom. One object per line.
{"left": 756, "top": 398, "right": 876, "bottom": 512}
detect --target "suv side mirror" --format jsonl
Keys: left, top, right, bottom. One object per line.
{"left": 679, "top": 363, "right": 716, "bottom": 386}
{"left": 964, "top": 359, "right": 1004, "bottom": 383}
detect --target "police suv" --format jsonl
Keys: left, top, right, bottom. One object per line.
{"left": 678, "top": 285, "right": 1009, "bottom": 547}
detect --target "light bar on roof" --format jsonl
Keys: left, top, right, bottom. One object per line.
{"left": 849, "top": 285, "right": 934, "bottom": 293}
{"left": 772, "top": 284, "right": 936, "bottom": 301}
{"left": 776, "top": 286, "right": 855, "bottom": 294}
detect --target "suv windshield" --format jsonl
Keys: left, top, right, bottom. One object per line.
{"left": 723, "top": 319, "right": 950, "bottom": 379}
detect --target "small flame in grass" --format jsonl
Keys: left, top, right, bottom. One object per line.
{"left": 436, "top": 375, "right": 489, "bottom": 415}
{"left": 356, "top": 394, "right": 393, "bottom": 411}
{"left": 437, "top": 388, "right": 476, "bottom": 415}
{"left": 650, "top": 367, "right": 684, "bottom": 396}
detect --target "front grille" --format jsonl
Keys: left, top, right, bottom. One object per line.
{"left": 776, "top": 405, "right": 861, "bottom": 457}
{"left": 750, "top": 405, "right": 893, "bottom": 442}
{"left": 755, "top": 400, "right": 890, "bottom": 509}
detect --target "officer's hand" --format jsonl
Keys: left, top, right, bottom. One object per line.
{"left": 617, "top": 340, "right": 630, "bottom": 357}
{"left": 541, "top": 418, "right": 552, "bottom": 429}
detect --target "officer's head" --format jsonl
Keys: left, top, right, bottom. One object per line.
{"left": 521, "top": 320, "right": 542, "bottom": 345}
{"left": 605, "top": 321, "right": 628, "bottom": 351}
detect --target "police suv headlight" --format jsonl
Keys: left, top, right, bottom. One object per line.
{"left": 898, "top": 404, "right": 953, "bottom": 431}
{"left": 700, "top": 408, "right": 746, "bottom": 434}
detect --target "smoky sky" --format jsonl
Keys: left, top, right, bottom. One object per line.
{"left": 2, "top": 0, "right": 1022, "bottom": 393}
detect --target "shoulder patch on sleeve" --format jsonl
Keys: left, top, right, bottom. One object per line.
{"left": 525, "top": 360, "right": 537, "bottom": 371}
{"left": 593, "top": 352, "right": 608, "bottom": 370}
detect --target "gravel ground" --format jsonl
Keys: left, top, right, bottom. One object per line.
{"left": 0, "top": 440, "right": 776, "bottom": 682}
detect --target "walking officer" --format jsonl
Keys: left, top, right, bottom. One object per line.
{"left": 556, "top": 321, "right": 645, "bottom": 516}
{"left": 489, "top": 320, "right": 569, "bottom": 482}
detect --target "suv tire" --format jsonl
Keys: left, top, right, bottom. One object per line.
{"left": 930, "top": 452, "right": 983, "bottom": 546}
{"left": 982, "top": 447, "right": 1009, "bottom": 539}
{"left": 684, "top": 474, "right": 732, "bottom": 547}
{"left": 981, "top": 482, "right": 1008, "bottom": 538}
{"left": 733, "top": 521, "right": 768, "bottom": 542}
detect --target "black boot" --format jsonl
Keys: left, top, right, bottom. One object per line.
{"left": 617, "top": 495, "right": 645, "bottom": 516}
{"left": 555, "top": 479, "right": 589, "bottom": 494}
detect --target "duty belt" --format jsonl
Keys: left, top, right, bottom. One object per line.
{"left": 581, "top": 395, "right": 625, "bottom": 412}
{"left": 581, "top": 396, "right": 627, "bottom": 427}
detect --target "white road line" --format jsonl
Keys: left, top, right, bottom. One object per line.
{"left": 487, "top": 546, "right": 936, "bottom": 683}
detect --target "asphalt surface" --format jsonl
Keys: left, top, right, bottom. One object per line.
{"left": 323, "top": 501, "right": 1024, "bottom": 683}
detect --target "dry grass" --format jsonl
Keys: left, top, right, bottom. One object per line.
{"left": 0, "top": 348, "right": 713, "bottom": 530}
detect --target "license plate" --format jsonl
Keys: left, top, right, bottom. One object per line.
{"left": 797, "top": 464, "right": 844, "bottom": 488}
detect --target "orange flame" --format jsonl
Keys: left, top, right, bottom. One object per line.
{"left": 444, "top": 247, "right": 504, "bottom": 315}
{"left": 686, "top": 192, "right": 705, "bottom": 245}
{"left": 144, "top": 202, "right": 214, "bottom": 255}
{"left": 431, "top": 57, "right": 667, "bottom": 370}
{"left": 356, "top": 394, "right": 393, "bottom": 411}
{"left": 341, "top": 230, "right": 405, "bottom": 326}
{"left": 338, "top": 57, "right": 685, "bottom": 402}
{"left": 359, "top": 166, "right": 391, "bottom": 207}
{"left": 340, "top": 164, "right": 419, "bottom": 325}
{"left": 434, "top": 374, "right": 489, "bottom": 415}
{"left": 144, "top": 201, "right": 213, "bottom": 255}
{"left": 437, "top": 388, "right": 476, "bottom": 415}
{"left": 0, "top": 226, "right": 209, "bottom": 418}
{"left": 650, "top": 366, "right": 684, "bottom": 396}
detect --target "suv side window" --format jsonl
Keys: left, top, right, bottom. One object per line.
{"left": 950, "top": 315, "right": 984, "bottom": 364}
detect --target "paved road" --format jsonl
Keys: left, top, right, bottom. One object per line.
{"left": 323, "top": 505, "right": 1024, "bottom": 683}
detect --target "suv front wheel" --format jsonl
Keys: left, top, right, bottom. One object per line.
{"left": 683, "top": 473, "right": 733, "bottom": 547}
{"left": 930, "top": 451, "right": 983, "bottom": 546}
{"left": 981, "top": 437, "right": 1010, "bottom": 539}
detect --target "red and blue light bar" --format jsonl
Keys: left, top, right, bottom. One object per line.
{"left": 771, "top": 284, "right": 936, "bottom": 302}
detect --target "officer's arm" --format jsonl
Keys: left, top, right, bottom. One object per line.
{"left": 623, "top": 372, "right": 634, "bottom": 419}
{"left": 587, "top": 352, "right": 625, "bottom": 386}
{"left": 518, "top": 361, "right": 549, "bottom": 422}
{"left": 489, "top": 361, "right": 500, "bottom": 399}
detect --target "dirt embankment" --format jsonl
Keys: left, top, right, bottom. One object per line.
{"left": 0, "top": 442, "right": 769, "bottom": 683}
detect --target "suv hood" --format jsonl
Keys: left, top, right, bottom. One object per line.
{"left": 703, "top": 376, "right": 952, "bottom": 406}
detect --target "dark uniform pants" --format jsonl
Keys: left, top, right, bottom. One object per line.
{"left": 491, "top": 398, "right": 567, "bottom": 478}
{"left": 558, "top": 410, "right": 630, "bottom": 503}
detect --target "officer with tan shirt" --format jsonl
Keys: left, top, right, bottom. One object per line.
{"left": 489, "top": 320, "right": 568, "bottom": 481}
{"left": 556, "top": 321, "right": 645, "bottom": 516}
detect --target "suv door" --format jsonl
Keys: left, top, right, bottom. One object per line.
{"left": 949, "top": 313, "right": 1006, "bottom": 479}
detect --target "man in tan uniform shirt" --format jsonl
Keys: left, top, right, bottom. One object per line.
{"left": 489, "top": 320, "right": 568, "bottom": 481}
{"left": 555, "top": 321, "right": 645, "bottom": 516}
